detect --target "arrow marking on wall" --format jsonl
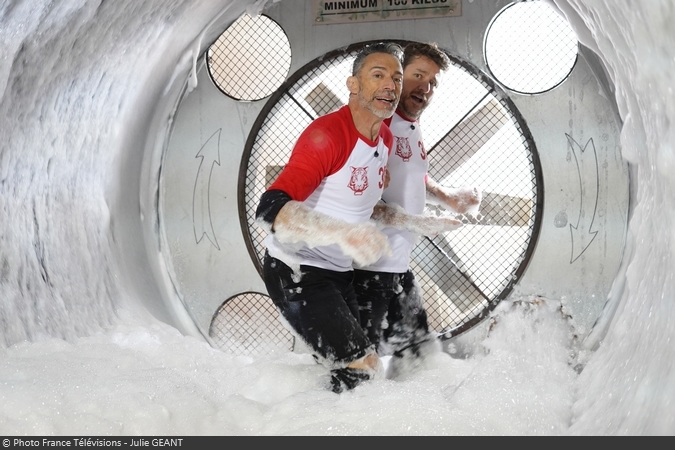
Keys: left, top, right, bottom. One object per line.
{"left": 567, "top": 134, "right": 599, "bottom": 263}
{"left": 193, "top": 129, "right": 221, "bottom": 250}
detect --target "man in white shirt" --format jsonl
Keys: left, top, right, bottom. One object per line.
{"left": 354, "top": 42, "right": 482, "bottom": 379}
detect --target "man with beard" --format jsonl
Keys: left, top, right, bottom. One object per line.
{"left": 256, "top": 42, "right": 413, "bottom": 393}
{"left": 354, "top": 42, "right": 483, "bottom": 380}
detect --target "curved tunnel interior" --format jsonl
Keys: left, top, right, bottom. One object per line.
{"left": 149, "top": 0, "right": 628, "bottom": 357}
{"left": 7, "top": 0, "right": 675, "bottom": 435}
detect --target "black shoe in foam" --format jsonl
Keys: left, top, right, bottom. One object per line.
{"left": 329, "top": 367, "right": 372, "bottom": 393}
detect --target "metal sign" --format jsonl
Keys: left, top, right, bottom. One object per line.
{"left": 311, "top": 0, "right": 462, "bottom": 25}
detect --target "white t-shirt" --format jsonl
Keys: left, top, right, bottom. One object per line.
{"left": 359, "top": 110, "right": 428, "bottom": 273}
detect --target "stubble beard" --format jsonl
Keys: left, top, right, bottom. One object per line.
{"left": 358, "top": 90, "right": 397, "bottom": 119}
{"left": 398, "top": 93, "right": 427, "bottom": 121}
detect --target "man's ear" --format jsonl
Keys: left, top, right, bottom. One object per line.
{"left": 346, "top": 75, "right": 359, "bottom": 95}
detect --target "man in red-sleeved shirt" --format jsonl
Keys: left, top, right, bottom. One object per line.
{"left": 255, "top": 42, "right": 405, "bottom": 393}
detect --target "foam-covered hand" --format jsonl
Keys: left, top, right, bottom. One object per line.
{"left": 427, "top": 180, "right": 482, "bottom": 216}
{"left": 371, "top": 201, "right": 462, "bottom": 237}
{"left": 339, "top": 220, "right": 392, "bottom": 266}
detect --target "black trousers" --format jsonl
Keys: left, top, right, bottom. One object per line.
{"left": 353, "top": 269, "right": 434, "bottom": 356}
{"left": 263, "top": 252, "right": 374, "bottom": 368}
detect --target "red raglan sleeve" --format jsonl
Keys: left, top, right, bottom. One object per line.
{"left": 268, "top": 113, "right": 348, "bottom": 201}
{"left": 256, "top": 112, "right": 349, "bottom": 227}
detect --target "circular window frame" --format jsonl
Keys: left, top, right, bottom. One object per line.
{"left": 206, "top": 13, "right": 292, "bottom": 102}
{"left": 483, "top": 0, "right": 579, "bottom": 95}
{"left": 209, "top": 291, "right": 295, "bottom": 356}
{"left": 237, "top": 40, "right": 544, "bottom": 339}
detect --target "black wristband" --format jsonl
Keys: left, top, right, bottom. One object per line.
{"left": 255, "top": 189, "right": 293, "bottom": 230}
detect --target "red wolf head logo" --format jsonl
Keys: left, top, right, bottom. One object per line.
{"left": 348, "top": 166, "right": 369, "bottom": 195}
{"left": 395, "top": 136, "right": 413, "bottom": 162}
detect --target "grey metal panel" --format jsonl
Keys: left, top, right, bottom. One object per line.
{"left": 508, "top": 47, "right": 629, "bottom": 333}
{"left": 159, "top": 60, "right": 268, "bottom": 336}
{"left": 265, "top": 0, "right": 506, "bottom": 76}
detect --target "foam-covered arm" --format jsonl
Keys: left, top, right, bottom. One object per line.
{"left": 257, "top": 198, "right": 391, "bottom": 267}
{"left": 425, "top": 178, "right": 482, "bottom": 215}
{"left": 371, "top": 201, "right": 462, "bottom": 237}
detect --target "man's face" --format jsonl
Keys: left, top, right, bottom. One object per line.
{"left": 352, "top": 52, "right": 403, "bottom": 119}
{"left": 398, "top": 55, "right": 442, "bottom": 120}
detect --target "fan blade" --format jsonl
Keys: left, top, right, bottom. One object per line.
{"left": 428, "top": 97, "right": 509, "bottom": 178}
{"left": 305, "top": 82, "right": 344, "bottom": 117}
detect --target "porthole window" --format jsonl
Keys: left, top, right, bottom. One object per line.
{"left": 209, "top": 292, "right": 294, "bottom": 356}
{"left": 238, "top": 41, "right": 543, "bottom": 339}
{"left": 484, "top": 0, "right": 578, "bottom": 94}
{"left": 206, "top": 14, "right": 291, "bottom": 101}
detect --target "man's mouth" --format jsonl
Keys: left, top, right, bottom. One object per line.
{"left": 375, "top": 95, "right": 396, "bottom": 106}
{"left": 410, "top": 93, "right": 426, "bottom": 105}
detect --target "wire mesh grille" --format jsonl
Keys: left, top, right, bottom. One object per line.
{"left": 484, "top": 0, "right": 578, "bottom": 94}
{"left": 238, "top": 40, "right": 543, "bottom": 343}
{"left": 207, "top": 14, "right": 291, "bottom": 101}
{"left": 209, "top": 292, "right": 294, "bottom": 356}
